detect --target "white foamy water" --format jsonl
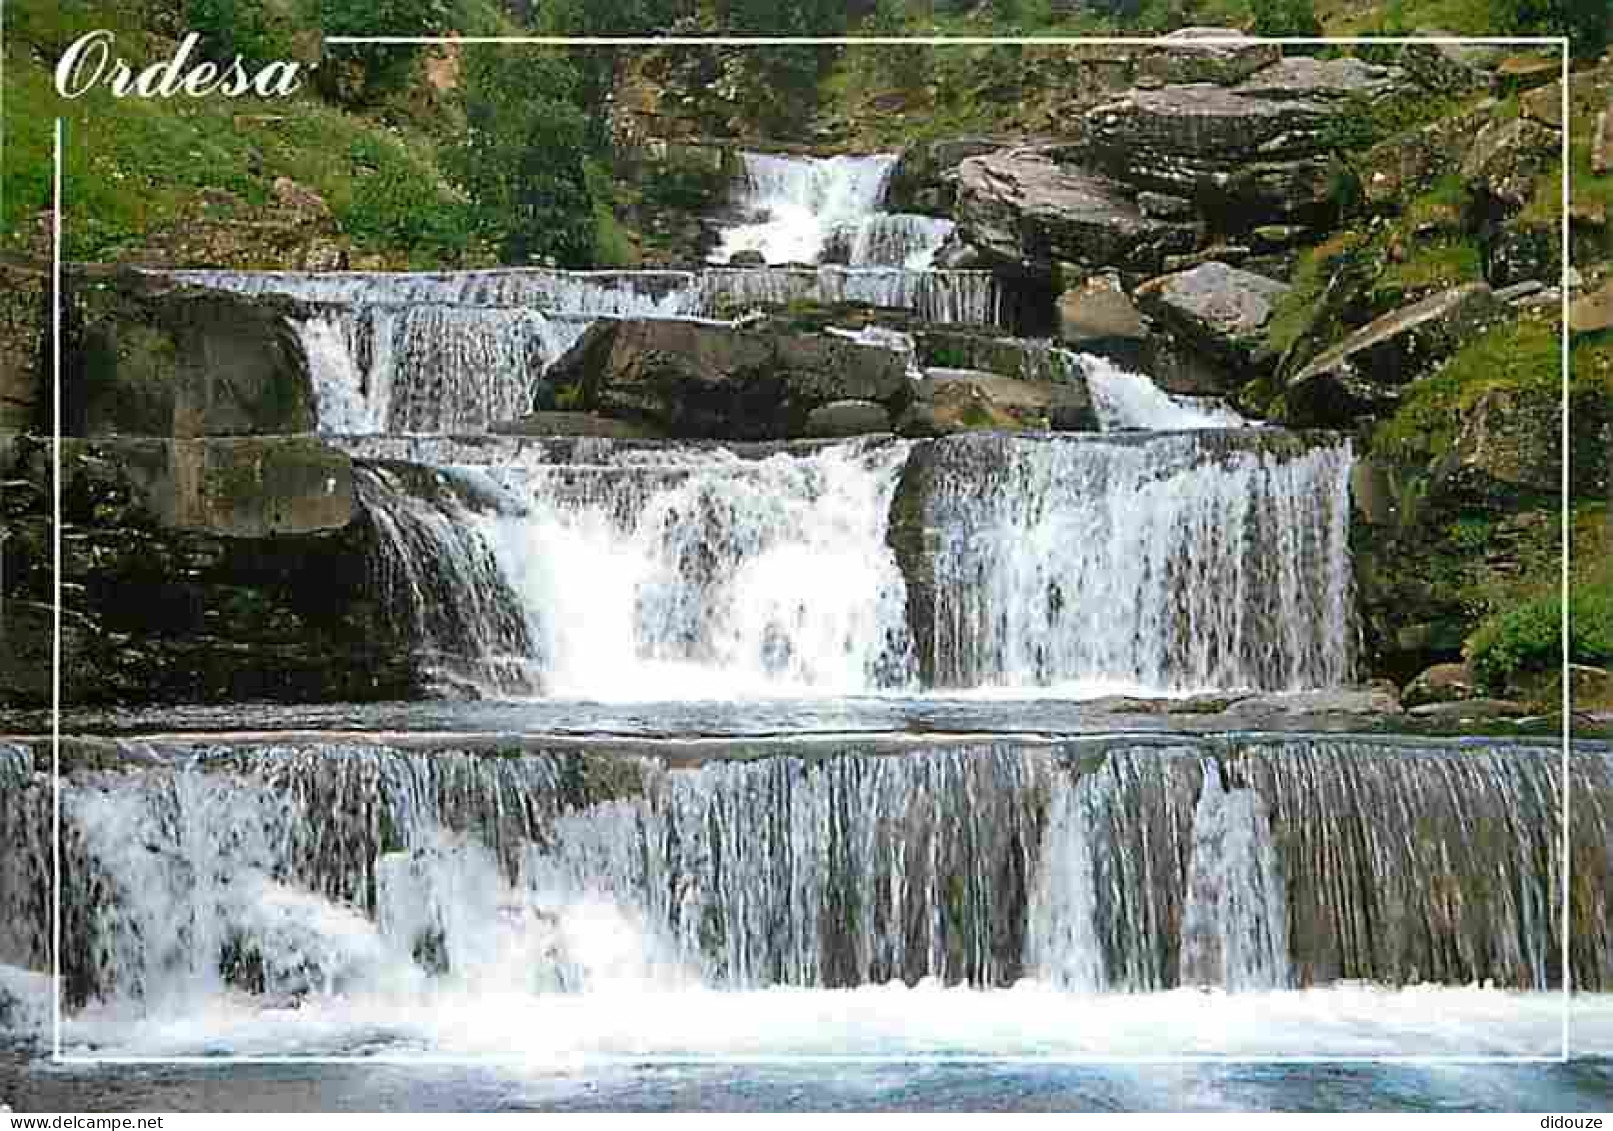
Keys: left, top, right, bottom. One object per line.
{"left": 1082, "top": 354, "right": 1249, "bottom": 432}
{"left": 712, "top": 153, "right": 897, "bottom": 266}
{"left": 477, "top": 440, "right": 916, "bottom": 699}
{"left": 58, "top": 984, "right": 1603, "bottom": 1061}
{"left": 924, "top": 433, "right": 1355, "bottom": 692}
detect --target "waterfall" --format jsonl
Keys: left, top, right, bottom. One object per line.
{"left": 345, "top": 429, "right": 1354, "bottom": 699}
{"left": 1082, "top": 353, "right": 1250, "bottom": 431}
{"left": 21, "top": 735, "right": 1606, "bottom": 1026}
{"left": 702, "top": 267, "right": 1003, "bottom": 326}
{"left": 1178, "top": 760, "right": 1291, "bottom": 990}
{"left": 832, "top": 214, "right": 958, "bottom": 269}
{"left": 918, "top": 431, "right": 1356, "bottom": 692}
{"left": 356, "top": 465, "right": 540, "bottom": 694}
{"left": 711, "top": 153, "right": 899, "bottom": 266}
{"left": 164, "top": 269, "right": 707, "bottom": 435}
{"left": 350, "top": 439, "right": 916, "bottom": 699}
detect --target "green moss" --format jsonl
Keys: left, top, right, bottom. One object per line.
{"left": 1375, "top": 239, "right": 1482, "bottom": 305}
{"left": 1371, "top": 315, "right": 1561, "bottom": 465}
{"left": 1265, "top": 231, "right": 1369, "bottom": 358}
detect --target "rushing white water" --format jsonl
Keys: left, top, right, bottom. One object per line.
{"left": 168, "top": 269, "right": 705, "bottom": 435}
{"left": 11, "top": 736, "right": 1605, "bottom": 1059}
{"left": 1081, "top": 353, "right": 1249, "bottom": 431}
{"left": 922, "top": 433, "right": 1356, "bottom": 692}
{"left": 1178, "top": 761, "right": 1291, "bottom": 991}
{"left": 344, "top": 430, "right": 1356, "bottom": 699}
{"left": 712, "top": 153, "right": 898, "bottom": 266}
{"left": 479, "top": 439, "right": 917, "bottom": 699}
{"left": 703, "top": 267, "right": 1004, "bottom": 326}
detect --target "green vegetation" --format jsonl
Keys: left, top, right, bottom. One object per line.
{"left": 1372, "top": 315, "right": 1560, "bottom": 465}
{"left": 1468, "top": 554, "right": 1613, "bottom": 692}
{"left": 448, "top": 44, "right": 596, "bottom": 266}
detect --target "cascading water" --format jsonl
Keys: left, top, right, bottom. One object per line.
{"left": 711, "top": 153, "right": 897, "bottom": 266}
{"left": 9, "top": 733, "right": 1604, "bottom": 1058}
{"left": 1081, "top": 352, "right": 1249, "bottom": 431}
{"left": 345, "top": 438, "right": 916, "bottom": 699}
{"left": 917, "top": 431, "right": 1356, "bottom": 693}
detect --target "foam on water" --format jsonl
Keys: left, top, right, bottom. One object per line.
{"left": 712, "top": 153, "right": 898, "bottom": 266}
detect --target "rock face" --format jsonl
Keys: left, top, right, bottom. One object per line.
{"left": 96, "top": 436, "right": 355, "bottom": 539}
{"left": 1431, "top": 386, "right": 1559, "bottom": 506}
{"left": 0, "top": 263, "right": 46, "bottom": 434}
{"left": 1460, "top": 117, "right": 1561, "bottom": 211}
{"left": 1133, "top": 261, "right": 1288, "bottom": 373}
{"left": 802, "top": 399, "right": 892, "bottom": 437}
{"left": 1362, "top": 103, "right": 1495, "bottom": 211}
{"left": 547, "top": 318, "right": 913, "bottom": 440}
{"left": 955, "top": 148, "right": 1202, "bottom": 276}
{"left": 1402, "top": 662, "right": 1477, "bottom": 708}
{"left": 887, "top": 136, "right": 1002, "bottom": 216}
{"left": 1085, "top": 58, "right": 1404, "bottom": 224}
{"left": 67, "top": 275, "right": 315, "bottom": 439}
{"left": 1286, "top": 283, "right": 1505, "bottom": 425}
{"left": 918, "top": 368, "right": 1096, "bottom": 432}
{"left": 1057, "top": 272, "right": 1148, "bottom": 366}
{"left": 1136, "top": 28, "right": 1280, "bottom": 87}
{"left": 0, "top": 436, "right": 416, "bottom": 708}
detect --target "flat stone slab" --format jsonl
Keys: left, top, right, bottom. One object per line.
{"left": 1134, "top": 260, "right": 1289, "bottom": 365}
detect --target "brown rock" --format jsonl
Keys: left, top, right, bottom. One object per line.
{"left": 1402, "top": 662, "right": 1477, "bottom": 708}
{"left": 1572, "top": 279, "right": 1613, "bottom": 335}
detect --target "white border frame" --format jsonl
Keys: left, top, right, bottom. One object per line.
{"left": 45, "top": 32, "right": 1578, "bottom": 1069}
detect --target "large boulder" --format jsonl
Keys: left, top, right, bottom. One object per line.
{"left": 547, "top": 317, "right": 912, "bottom": 440}
{"left": 1136, "top": 28, "right": 1280, "bottom": 87}
{"left": 919, "top": 368, "right": 1096, "bottom": 432}
{"left": 887, "top": 136, "right": 1002, "bottom": 216}
{"left": 955, "top": 148, "right": 1202, "bottom": 277}
{"left": 1460, "top": 117, "right": 1561, "bottom": 212}
{"left": 1286, "top": 283, "right": 1505, "bottom": 425}
{"left": 0, "top": 435, "right": 414, "bottom": 708}
{"left": 67, "top": 274, "right": 315, "bottom": 438}
{"left": 1086, "top": 57, "right": 1405, "bottom": 223}
{"left": 1133, "top": 261, "right": 1288, "bottom": 373}
{"left": 1056, "top": 272, "right": 1148, "bottom": 367}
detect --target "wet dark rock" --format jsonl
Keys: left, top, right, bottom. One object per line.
{"left": 955, "top": 147, "right": 1203, "bottom": 277}
{"left": 802, "top": 399, "right": 893, "bottom": 437}
{"left": 0, "top": 436, "right": 417, "bottom": 709}
{"left": 547, "top": 317, "right": 913, "bottom": 441}
{"left": 66, "top": 271, "right": 315, "bottom": 439}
